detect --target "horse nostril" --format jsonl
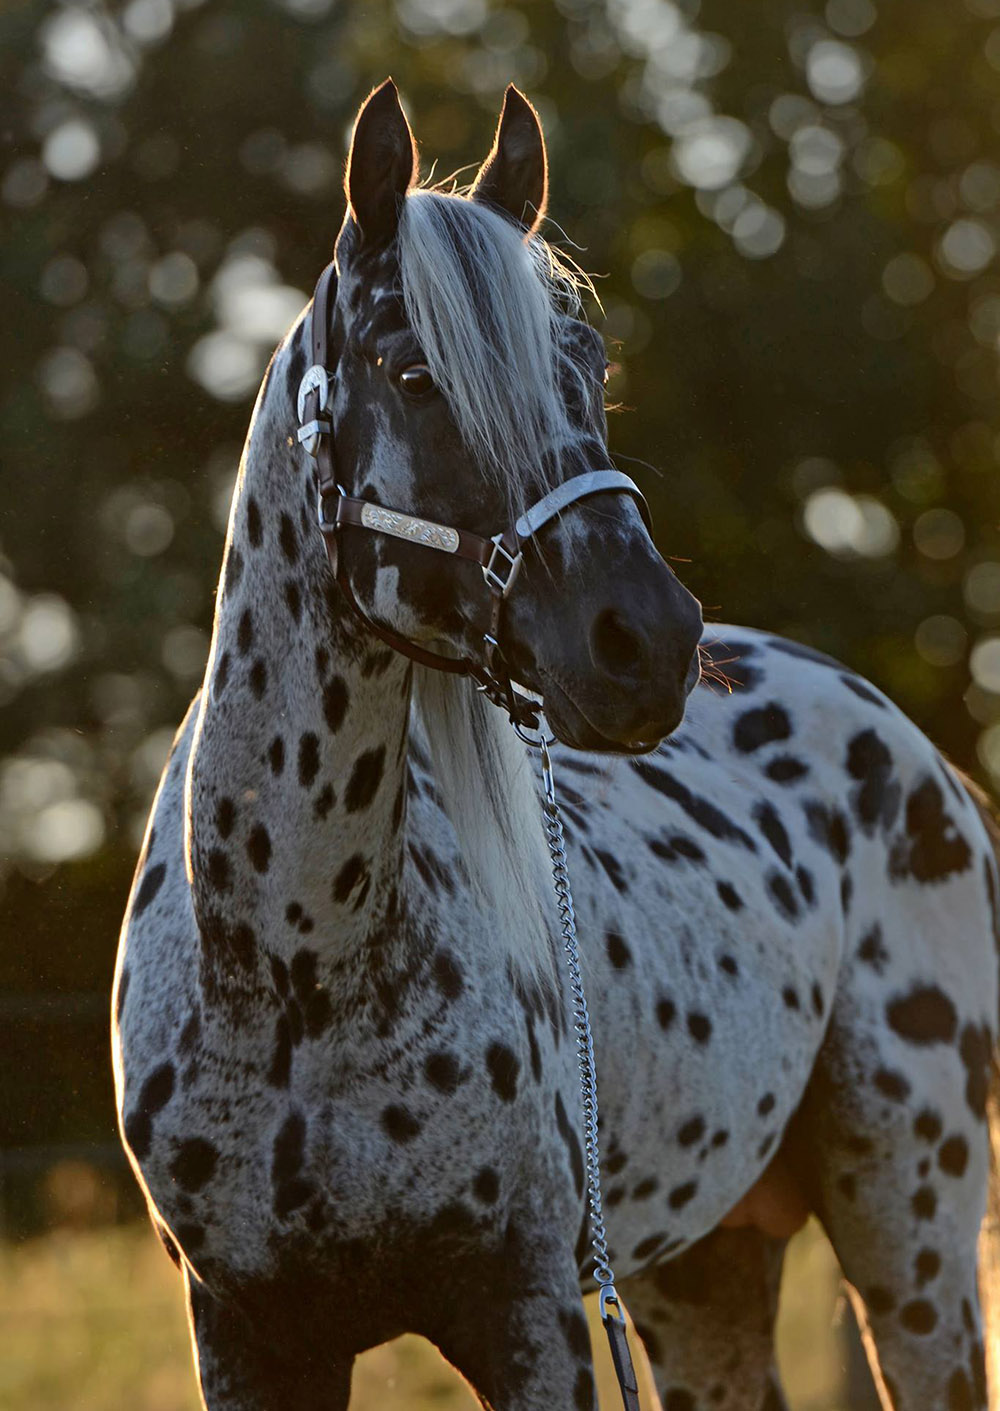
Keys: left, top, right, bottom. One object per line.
{"left": 590, "top": 608, "right": 646, "bottom": 681}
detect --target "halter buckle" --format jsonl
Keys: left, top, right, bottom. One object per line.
{"left": 316, "top": 483, "right": 346, "bottom": 533}
{"left": 483, "top": 535, "right": 522, "bottom": 597}
{"left": 297, "top": 365, "right": 332, "bottom": 458}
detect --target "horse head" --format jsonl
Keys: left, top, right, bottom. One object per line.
{"left": 311, "top": 79, "right": 703, "bottom": 753}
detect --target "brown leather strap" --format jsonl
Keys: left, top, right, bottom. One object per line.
{"left": 311, "top": 262, "right": 338, "bottom": 493}
{"left": 334, "top": 553, "right": 472, "bottom": 674}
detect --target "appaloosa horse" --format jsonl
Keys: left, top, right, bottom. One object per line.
{"left": 114, "top": 81, "right": 999, "bottom": 1410}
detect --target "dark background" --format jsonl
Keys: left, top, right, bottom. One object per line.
{"left": 3, "top": 0, "right": 1000, "bottom": 1239}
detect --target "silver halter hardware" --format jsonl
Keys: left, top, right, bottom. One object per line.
{"left": 483, "top": 533, "right": 522, "bottom": 596}
{"left": 296, "top": 364, "right": 332, "bottom": 456}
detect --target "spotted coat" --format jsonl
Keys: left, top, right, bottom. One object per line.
{"left": 114, "top": 83, "right": 1000, "bottom": 1411}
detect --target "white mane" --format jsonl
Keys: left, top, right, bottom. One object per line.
{"left": 397, "top": 189, "right": 590, "bottom": 507}
{"left": 413, "top": 665, "right": 555, "bottom": 980}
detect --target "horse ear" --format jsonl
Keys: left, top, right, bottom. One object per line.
{"left": 345, "top": 79, "right": 418, "bottom": 247}
{"left": 471, "top": 85, "right": 548, "bottom": 233}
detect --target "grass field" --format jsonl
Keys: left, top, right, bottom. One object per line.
{"left": 1, "top": 1219, "right": 853, "bottom": 1409}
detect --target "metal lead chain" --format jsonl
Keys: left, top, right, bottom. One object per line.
{"left": 510, "top": 730, "right": 639, "bottom": 1409}
{"left": 537, "top": 741, "right": 640, "bottom": 1411}
{"left": 538, "top": 739, "right": 617, "bottom": 1295}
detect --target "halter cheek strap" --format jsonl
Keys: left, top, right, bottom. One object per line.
{"left": 297, "top": 260, "right": 652, "bottom": 728}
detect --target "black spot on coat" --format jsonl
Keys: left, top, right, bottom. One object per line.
{"left": 732, "top": 702, "right": 792, "bottom": 754}
{"left": 858, "top": 924, "right": 889, "bottom": 973}
{"left": 345, "top": 746, "right": 385, "bottom": 812}
{"left": 237, "top": 608, "right": 253, "bottom": 656}
{"left": 886, "top": 985, "right": 957, "bottom": 1045}
{"left": 433, "top": 951, "right": 464, "bottom": 1000}
{"left": 214, "top": 651, "right": 229, "bottom": 697}
{"left": 246, "top": 497, "right": 262, "bottom": 547}
{"left": 687, "top": 1012, "right": 712, "bottom": 1043}
{"left": 678, "top": 1116, "right": 705, "bottom": 1146}
{"left": 272, "top": 1111, "right": 313, "bottom": 1216}
{"left": 170, "top": 1137, "right": 218, "bottom": 1192}
{"left": 205, "top": 848, "right": 231, "bottom": 893}
{"left": 382, "top": 1104, "right": 420, "bottom": 1143}
{"left": 332, "top": 853, "right": 369, "bottom": 906}
{"left": 716, "top": 880, "right": 743, "bottom": 911}
{"left": 756, "top": 802, "right": 792, "bottom": 866}
{"left": 914, "top": 1109, "right": 943, "bottom": 1143}
{"left": 890, "top": 777, "right": 972, "bottom": 885}
{"left": 424, "top": 1051, "right": 463, "bottom": 1094}
{"left": 938, "top": 1135, "right": 969, "bottom": 1177}
{"left": 323, "top": 677, "right": 349, "bottom": 733}
{"left": 473, "top": 1167, "right": 499, "bottom": 1204}
{"left": 247, "top": 824, "right": 272, "bottom": 874}
{"left": 841, "top": 675, "right": 886, "bottom": 708}
{"left": 657, "top": 997, "right": 676, "bottom": 1031}
{"left": 606, "top": 931, "right": 631, "bottom": 969}
{"left": 123, "top": 1063, "right": 176, "bottom": 1159}
{"left": 959, "top": 1023, "right": 991, "bottom": 1119}
{"left": 768, "top": 871, "right": 799, "bottom": 920}
{"left": 298, "top": 733, "right": 320, "bottom": 788}
{"left": 874, "top": 1068, "right": 911, "bottom": 1102}
{"left": 486, "top": 1042, "right": 519, "bottom": 1102}
{"left": 804, "top": 801, "right": 851, "bottom": 865}
{"left": 668, "top": 1180, "right": 697, "bottom": 1209}
{"left": 133, "top": 862, "right": 166, "bottom": 916}
{"left": 278, "top": 512, "right": 299, "bottom": 564}
{"left": 766, "top": 756, "right": 809, "bottom": 784}
{"left": 632, "top": 761, "right": 757, "bottom": 851}
{"left": 249, "top": 659, "right": 267, "bottom": 698}
{"left": 846, "top": 729, "right": 901, "bottom": 834}
{"left": 215, "top": 797, "right": 235, "bottom": 838}
{"left": 268, "top": 1014, "right": 292, "bottom": 1088}
{"left": 900, "top": 1299, "right": 937, "bottom": 1334}
{"left": 554, "top": 1092, "right": 585, "bottom": 1198}
{"left": 594, "top": 849, "right": 628, "bottom": 892}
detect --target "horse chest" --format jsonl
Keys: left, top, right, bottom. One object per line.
{"left": 135, "top": 967, "right": 582, "bottom": 1293}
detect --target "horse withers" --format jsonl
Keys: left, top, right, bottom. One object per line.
{"left": 113, "top": 81, "right": 1000, "bottom": 1410}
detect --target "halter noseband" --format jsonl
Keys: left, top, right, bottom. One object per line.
{"left": 296, "top": 261, "right": 652, "bottom": 730}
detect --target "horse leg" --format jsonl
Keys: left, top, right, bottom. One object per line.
{"left": 619, "top": 1227, "right": 789, "bottom": 1410}
{"left": 792, "top": 1013, "right": 989, "bottom": 1410}
{"left": 184, "top": 1269, "right": 353, "bottom": 1411}
{"left": 432, "top": 1239, "right": 599, "bottom": 1411}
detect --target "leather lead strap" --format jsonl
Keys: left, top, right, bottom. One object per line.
{"left": 603, "top": 1314, "right": 641, "bottom": 1411}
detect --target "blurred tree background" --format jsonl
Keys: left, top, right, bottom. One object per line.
{"left": 2, "top": 0, "right": 1000, "bottom": 1401}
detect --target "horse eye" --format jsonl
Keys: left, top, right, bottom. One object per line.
{"left": 399, "top": 364, "right": 435, "bottom": 397}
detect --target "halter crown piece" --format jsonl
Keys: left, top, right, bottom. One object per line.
{"left": 297, "top": 261, "right": 652, "bottom": 732}
{"left": 297, "top": 260, "right": 642, "bottom": 1411}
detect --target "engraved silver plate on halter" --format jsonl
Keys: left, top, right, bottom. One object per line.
{"left": 360, "top": 503, "right": 460, "bottom": 554}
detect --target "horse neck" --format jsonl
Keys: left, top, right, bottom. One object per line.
{"left": 186, "top": 323, "right": 413, "bottom": 976}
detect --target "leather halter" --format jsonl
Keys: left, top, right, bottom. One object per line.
{"left": 296, "top": 260, "right": 652, "bottom": 729}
